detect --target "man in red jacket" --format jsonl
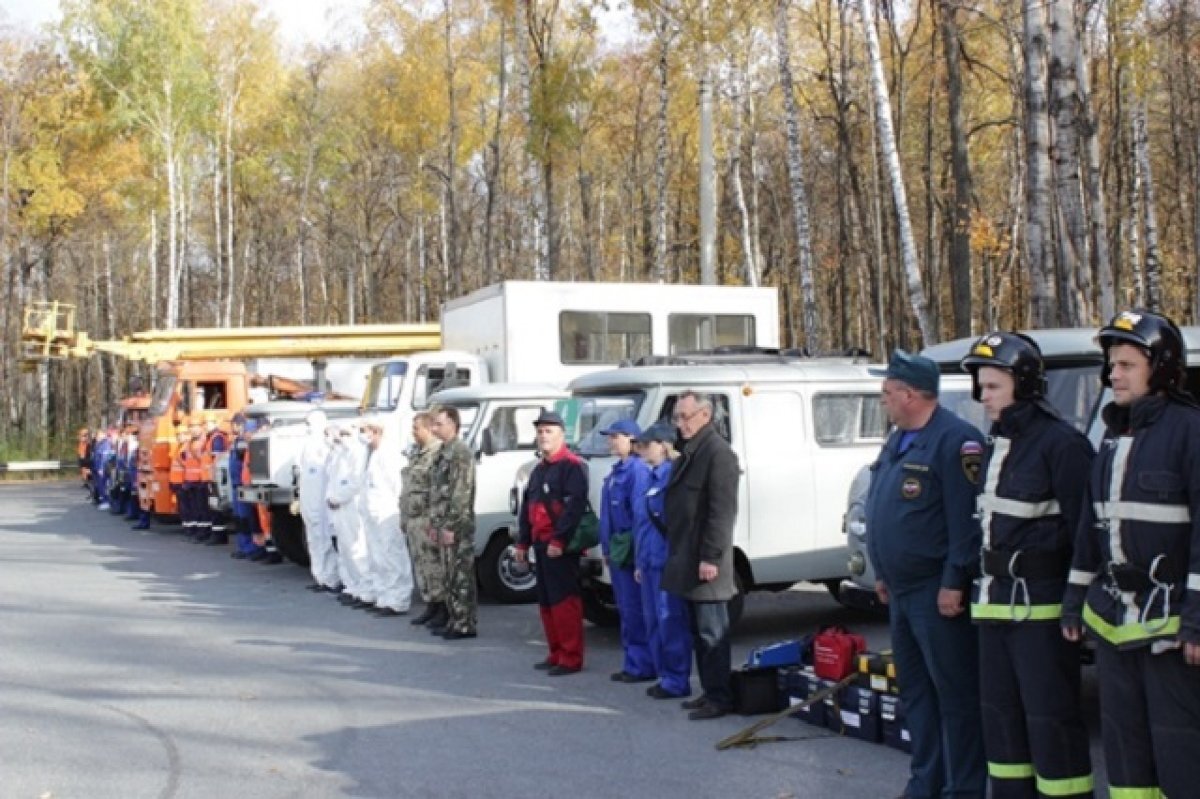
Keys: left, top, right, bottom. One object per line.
{"left": 515, "top": 410, "right": 590, "bottom": 676}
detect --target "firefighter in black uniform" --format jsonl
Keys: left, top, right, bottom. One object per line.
{"left": 961, "top": 333, "right": 1094, "bottom": 798}
{"left": 1063, "top": 310, "right": 1200, "bottom": 798}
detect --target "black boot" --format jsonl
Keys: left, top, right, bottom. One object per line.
{"left": 425, "top": 604, "right": 450, "bottom": 631}
{"left": 411, "top": 602, "right": 442, "bottom": 626}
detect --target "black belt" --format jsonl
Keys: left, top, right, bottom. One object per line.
{"left": 1106, "top": 562, "right": 1179, "bottom": 593}
{"left": 980, "top": 548, "right": 1068, "bottom": 581}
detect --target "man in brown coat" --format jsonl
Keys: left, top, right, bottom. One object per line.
{"left": 663, "top": 391, "right": 740, "bottom": 720}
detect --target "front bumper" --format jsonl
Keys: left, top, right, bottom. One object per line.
{"left": 237, "top": 484, "right": 295, "bottom": 506}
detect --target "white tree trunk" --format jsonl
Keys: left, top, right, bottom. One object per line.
{"left": 164, "top": 141, "right": 180, "bottom": 329}
{"left": 858, "top": 0, "right": 933, "bottom": 343}
{"left": 223, "top": 95, "right": 236, "bottom": 327}
{"left": 1048, "top": 0, "right": 1087, "bottom": 324}
{"left": 1023, "top": 0, "right": 1057, "bottom": 327}
{"left": 211, "top": 138, "right": 223, "bottom": 326}
{"left": 654, "top": 14, "right": 670, "bottom": 283}
{"left": 1133, "top": 102, "right": 1163, "bottom": 310}
{"left": 1077, "top": 25, "right": 1113, "bottom": 320}
{"left": 775, "top": 0, "right": 820, "bottom": 348}
{"left": 518, "top": 0, "right": 549, "bottom": 280}
{"left": 148, "top": 208, "right": 158, "bottom": 327}
{"left": 697, "top": 0, "right": 716, "bottom": 285}
{"left": 728, "top": 62, "right": 758, "bottom": 288}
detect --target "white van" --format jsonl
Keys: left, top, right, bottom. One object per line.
{"left": 427, "top": 383, "right": 568, "bottom": 603}
{"left": 558, "top": 353, "right": 887, "bottom": 626}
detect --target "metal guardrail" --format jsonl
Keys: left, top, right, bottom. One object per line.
{"left": 0, "top": 460, "right": 76, "bottom": 474}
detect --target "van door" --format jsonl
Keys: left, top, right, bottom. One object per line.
{"left": 806, "top": 390, "right": 888, "bottom": 580}
{"left": 739, "top": 388, "right": 813, "bottom": 584}
{"left": 473, "top": 402, "right": 550, "bottom": 543}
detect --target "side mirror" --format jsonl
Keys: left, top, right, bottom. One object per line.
{"left": 479, "top": 428, "right": 496, "bottom": 458}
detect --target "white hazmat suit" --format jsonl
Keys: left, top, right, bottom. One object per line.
{"left": 325, "top": 428, "right": 374, "bottom": 602}
{"left": 298, "top": 410, "right": 340, "bottom": 590}
{"left": 362, "top": 436, "right": 413, "bottom": 612}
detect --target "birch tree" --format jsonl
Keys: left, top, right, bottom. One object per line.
{"left": 858, "top": 0, "right": 933, "bottom": 343}
{"left": 1023, "top": 0, "right": 1057, "bottom": 327}
{"left": 775, "top": 0, "right": 819, "bottom": 349}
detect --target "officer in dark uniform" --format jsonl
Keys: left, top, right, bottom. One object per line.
{"left": 961, "top": 333, "right": 1094, "bottom": 798}
{"left": 865, "top": 350, "right": 987, "bottom": 799}
{"left": 1063, "top": 310, "right": 1200, "bottom": 798}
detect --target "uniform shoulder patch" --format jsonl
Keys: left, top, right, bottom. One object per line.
{"left": 960, "top": 440, "right": 983, "bottom": 483}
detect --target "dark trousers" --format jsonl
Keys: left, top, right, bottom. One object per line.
{"left": 979, "top": 623, "right": 1093, "bottom": 798}
{"left": 1096, "top": 642, "right": 1200, "bottom": 797}
{"left": 890, "top": 581, "right": 986, "bottom": 799}
{"left": 611, "top": 563, "right": 654, "bottom": 678}
{"left": 688, "top": 600, "right": 732, "bottom": 709}
{"left": 533, "top": 543, "right": 583, "bottom": 670}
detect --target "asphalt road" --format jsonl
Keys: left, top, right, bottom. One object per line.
{"left": 0, "top": 481, "right": 1100, "bottom": 799}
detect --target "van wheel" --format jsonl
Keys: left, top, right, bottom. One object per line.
{"left": 478, "top": 534, "right": 537, "bottom": 604}
{"left": 269, "top": 508, "right": 310, "bottom": 567}
{"left": 582, "top": 581, "right": 619, "bottom": 627}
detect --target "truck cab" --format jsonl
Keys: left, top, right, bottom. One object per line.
{"left": 429, "top": 383, "right": 567, "bottom": 603}
{"left": 558, "top": 352, "right": 887, "bottom": 627}
{"left": 138, "top": 360, "right": 249, "bottom": 517}
{"left": 359, "top": 351, "right": 489, "bottom": 452}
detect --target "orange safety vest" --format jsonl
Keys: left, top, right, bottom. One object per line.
{"left": 168, "top": 444, "right": 186, "bottom": 486}
{"left": 201, "top": 430, "right": 229, "bottom": 482}
{"left": 183, "top": 443, "right": 204, "bottom": 483}
{"left": 242, "top": 449, "right": 272, "bottom": 538}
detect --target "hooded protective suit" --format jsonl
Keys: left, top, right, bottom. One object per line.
{"left": 362, "top": 436, "right": 413, "bottom": 611}
{"left": 325, "top": 428, "right": 373, "bottom": 601}
{"left": 299, "top": 410, "right": 340, "bottom": 589}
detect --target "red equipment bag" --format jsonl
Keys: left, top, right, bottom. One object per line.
{"left": 812, "top": 626, "right": 868, "bottom": 680}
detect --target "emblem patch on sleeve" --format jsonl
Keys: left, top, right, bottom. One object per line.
{"left": 960, "top": 440, "right": 983, "bottom": 483}
{"left": 901, "top": 476, "right": 923, "bottom": 499}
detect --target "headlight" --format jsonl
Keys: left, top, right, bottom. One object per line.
{"left": 848, "top": 551, "right": 866, "bottom": 576}
{"left": 845, "top": 504, "right": 867, "bottom": 540}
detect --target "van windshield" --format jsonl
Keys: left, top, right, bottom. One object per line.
{"left": 363, "top": 362, "right": 408, "bottom": 412}
{"left": 1045, "top": 364, "right": 1103, "bottom": 433}
{"left": 557, "top": 392, "right": 645, "bottom": 457}
{"left": 148, "top": 374, "right": 177, "bottom": 416}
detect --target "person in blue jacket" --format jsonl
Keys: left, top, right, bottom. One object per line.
{"left": 93, "top": 427, "right": 116, "bottom": 512}
{"left": 229, "top": 416, "right": 264, "bottom": 560}
{"left": 600, "top": 417, "right": 655, "bottom": 683}
{"left": 634, "top": 421, "right": 692, "bottom": 699}
{"left": 865, "top": 350, "right": 986, "bottom": 799}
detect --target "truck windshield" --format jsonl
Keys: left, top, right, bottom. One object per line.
{"left": 148, "top": 375, "right": 177, "bottom": 416}
{"left": 363, "top": 362, "right": 408, "bottom": 411}
{"left": 557, "top": 392, "right": 644, "bottom": 457}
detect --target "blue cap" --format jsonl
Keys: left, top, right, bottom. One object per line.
{"left": 243, "top": 419, "right": 259, "bottom": 433}
{"left": 600, "top": 418, "right": 642, "bottom": 438}
{"left": 635, "top": 421, "right": 675, "bottom": 444}
{"left": 532, "top": 409, "right": 565, "bottom": 428}
{"left": 869, "top": 349, "right": 940, "bottom": 395}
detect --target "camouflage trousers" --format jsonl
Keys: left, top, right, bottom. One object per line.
{"left": 405, "top": 519, "right": 446, "bottom": 603}
{"left": 442, "top": 532, "right": 477, "bottom": 634}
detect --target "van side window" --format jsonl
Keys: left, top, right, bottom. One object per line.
{"left": 413, "top": 366, "right": 473, "bottom": 409}
{"left": 485, "top": 406, "right": 545, "bottom": 451}
{"left": 657, "top": 394, "right": 732, "bottom": 443}
{"left": 813, "top": 394, "right": 888, "bottom": 445}
{"left": 560, "top": 311, "right": 652, "bottom": 364}
{"left": 668, "top": 314, "right": 756, "bottom": 353}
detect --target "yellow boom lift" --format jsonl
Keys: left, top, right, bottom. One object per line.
{"left": 21, "top": 300, "right": 441, "bottom": 515}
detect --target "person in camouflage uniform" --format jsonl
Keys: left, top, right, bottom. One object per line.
{"left": 428, "top": 405, "right": 478, "bottom": 640}
{"left": 402, "top": 412, "right": 446, "bottom": 629}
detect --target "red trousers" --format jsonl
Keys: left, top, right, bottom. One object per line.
{"left": 533, "top": 543, "right": 584, "bottom": 670}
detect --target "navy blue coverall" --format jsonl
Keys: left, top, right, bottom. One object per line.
{"left": 601, "top": 454, "right": 654, "bottom": 679}
{"left": 866, "top": 404, "right": 987, "bottom": 799}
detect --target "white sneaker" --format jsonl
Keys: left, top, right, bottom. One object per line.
{"left": 98, "top": 503, "right": 110, "bottom": 511}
